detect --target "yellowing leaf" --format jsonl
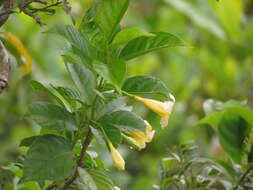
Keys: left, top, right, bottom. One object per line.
{"left": 1, "top": 32, "right": 32, "bottom": 75}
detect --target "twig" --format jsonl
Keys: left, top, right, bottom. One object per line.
{"left": 21, "top": 9, "right": 46, "bottom": 25}
{"left": 57, "top": 129, "right": 93, "bottom": 190}
{"left": 28, "top": 1, "right": 62, "bottom": 14}
{"left": 0, "top": 0, "right": 14, "bottom": 27}
{"left": 233, "top": 165, "right": 253, "bottom": 190}
{"left": 0, "top": 40, "right": 11, "bottom": 94}
{"left": 0, "top": 10, "right": 15, "bottom": 17}
{"left": 43, "top": 182, "right": 57, "bottom": 190}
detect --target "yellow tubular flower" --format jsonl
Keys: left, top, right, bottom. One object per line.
{"left": 134, "top": 94, "right": 175, "bottom": 128}
{"left": 1, "top": 32, "right": 32, "bottom": 76}
{"left": 128, "top": 120, "right": 155, "bottom": 149}
{"left": 144, "top": 120, "right": 155, "bottom": 142}
{"left": 128, "top": 131, "right": 146, "bottom": 149}
{"left": 108, "top": 142, "right": 125, "bottom": 171}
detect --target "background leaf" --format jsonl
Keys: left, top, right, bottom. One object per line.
{"left": 218, "top": 110, "right": 251, "bottom": 163}
{"left": 165, "top": 0, "right": 225, "bottom": 39}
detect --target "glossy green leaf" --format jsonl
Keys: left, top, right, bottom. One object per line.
{"left": 66, "top": 62, "right": 95, "bottom": 105}
{"left": 93, "top": 60, "right": 126, "bottom": 88}
{"left": 122, "top": 75, "right": 169, "bottom": 96}
{"left": 108, "top": 59, "right": 126, "bottom": 87}
{"left": 24, "top": 135, "right": 73, "bottom": 181}
{"left": 95, "top": 0, "right": 130, "bottom": 41}
{"left": 119, "top": 32, "right": 185, "bottom": 60}
{"left": 218, "top": 111, "right": 251, "bottom": 163}
{"left": 78, "top": 168, "right": 114, "bottom": 190}
{"left": 26, "top": 102, "right": 76, "bottom": 131}
{"left": 98, "top": 110, "right": 146, "bottom": 132}
{"left": 110, "top": 28, "right": 154, "bottom": 47}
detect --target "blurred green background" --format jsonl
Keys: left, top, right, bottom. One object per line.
{"left": 1, "top": 0, "right": 253, "bottom": 189}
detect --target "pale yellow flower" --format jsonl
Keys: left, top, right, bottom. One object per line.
{"left": 108, "top": 142, "right": 125, "bottom": 171}
{"left": 128, "top": 120, "right": 155, "bottom": 149}
{"left": 134, "top": 94, "right": 175, "bottom": 128}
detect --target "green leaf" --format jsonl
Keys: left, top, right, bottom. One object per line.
{"left": 93, "top": 60, "right": 126, "bottom": 88}
{"left": 79, "top": 20, "right": 106, "bottom": 50}
{"left": 31, "top": 81, "right": 76, "bottom": 112}
{"left": 218, "top": 110, "right": 251, "bottom": 163}
{"left": 78, "top": 168, "right": 114, "bottom": 190}
{"left": 110, "top": 28, "right": 154, "bottom": 47}
{"left": 66, "top": 62, "right": 95, "bottom": 105}
{"left": 198, "top": 106, "right": 253, "bottom": 128}
{"left": 108, "top": 59, "right": 126, "bottom": 87}
{"left": 101, "top": 124, "right": 122, "bottom": 148}
{"left": 119, "top": 32, "right": 185, "bottom": 60}
{"left": 98, "top": 110, "right": 146, "bottom": 132}
{"left": 62, "top": 47, "right": 92, "bottom": 69}
{"left": 53, "top": 86, "right": 83, "bottom": 107}
{"left": 24, "top": 135, "right": 73, "bottom": 181}
{"left": 20, "top": 136, "right": 38, "bottom": 147}
{"left": 49, "top": 25, "right": 93, "bottom": 59}
{"left": 103, "top": 97, "right": 132, "bottom": 114}
{"left": 79, "top": 3, "right": 106, "bottom": 49}
{"left": 95, "top": 0, "right": 130, "bottom": 41}
{"left": 2, "top": 163, "right": 23, "bottom": 178}
{"left": 122, "top": 75, "right": 169, "bottom": 97}
{"left": 31, "top": 80, "right": 65, "bottom": 107}
{"left": 226, "top": 107, "right": 253, "bottom": 127}
{"left": 165, "top": 0, "right": 225, "bottom": 39}
{"left": 93, "top": 61, "right": 112, "bottom": 83}
{"left": 198, "top": 112, "right": 224, "bottom": 128}
{"left": 26, "top": 102, "right": 76, "bottom": 131}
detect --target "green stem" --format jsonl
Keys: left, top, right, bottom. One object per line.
{"left": 57, "top": 129, "right": 93, "bottom": 190}
{"left": 121, "top": 90, "right": 135, "bottom": 98}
